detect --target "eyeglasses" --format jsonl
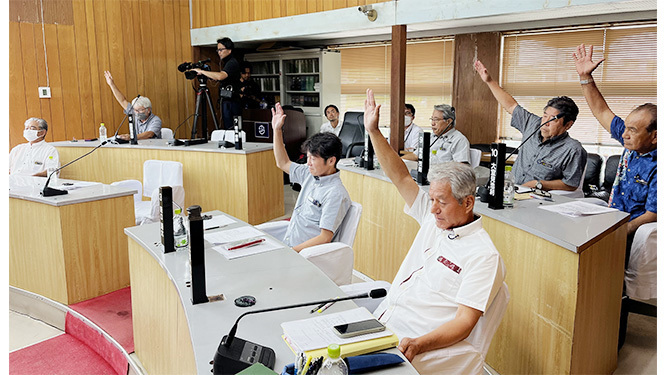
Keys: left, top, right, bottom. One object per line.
{"left": 429, "top": 117, "right": 446, "bottom": 122}
{"left": 217, "top": 48, "right": 227, "bottom": 52}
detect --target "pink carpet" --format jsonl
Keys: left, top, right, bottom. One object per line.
{"left": 69, "top": 287, "right": 134, "bottom": 353}
{"left": 9, "top": 334, "right": 118, "bottom": 375}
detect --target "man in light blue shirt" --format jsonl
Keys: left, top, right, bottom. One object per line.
{"left": 271, "top": 103, "right": 351, "bottom": 251}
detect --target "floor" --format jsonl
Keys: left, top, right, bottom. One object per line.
{"left": 9, "top": 184, "right": 657, "bottom": 374}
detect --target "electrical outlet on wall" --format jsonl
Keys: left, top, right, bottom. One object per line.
{"left": 38, "top": 87, "right": 51, "bottom": 98}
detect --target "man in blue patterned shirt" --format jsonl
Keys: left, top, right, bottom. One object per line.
{"left": 573, "top": 44, "right": 656, "bottom": 235}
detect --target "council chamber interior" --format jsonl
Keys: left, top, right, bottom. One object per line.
{"left": 7, "top": 1, "right": 659, "bottom": 374}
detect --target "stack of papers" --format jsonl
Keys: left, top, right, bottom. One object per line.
{"left": 205, "top": 226, "right": 283, "bottom": 259}
{"left": 538, "top": 201, "right": 617, "bottom": 217}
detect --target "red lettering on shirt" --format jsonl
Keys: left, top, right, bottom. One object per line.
{"left": 437, "top": 256, "right": 461, "bottom": 274}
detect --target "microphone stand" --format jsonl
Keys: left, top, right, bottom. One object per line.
{"left": 109, "top": 95, "right": 141, "bottom": 143}
{"left": 41, "top": 140, "right": 108, "bottom": 196}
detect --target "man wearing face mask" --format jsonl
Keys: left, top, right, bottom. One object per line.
{"left": 403, "top": 103, "right": 423, "bottom": 152}
{"left": 9, "top": 118, "right": 59, "bottom": 177}
{"left": 104, "top": 71, "right": 162, "bottom": 140}
{"left": 403, "top": 104, "right": 470, "bottom": 164}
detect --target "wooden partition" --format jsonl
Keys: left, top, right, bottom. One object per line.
{"left": 9, "top": 0, "right": 193, "bottom": 150}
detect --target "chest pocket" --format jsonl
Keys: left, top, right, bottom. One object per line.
{"left": 423, "top": 254, "right": 462, "bottom": 300}
{"left": 534, "top": 157, "right": 563, "bottom": 181}
{"left": 626, "top": 172, "right": 651, "bottom": 203}
{"left": 301, "top": 197, "right": 323, "bottom": 225}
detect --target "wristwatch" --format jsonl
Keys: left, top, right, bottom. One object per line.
{"left": 535, "top": 181, "right": 543, "bottom": 190}
{"left": 580, "top": 79, "right": 592, "bottom": 85}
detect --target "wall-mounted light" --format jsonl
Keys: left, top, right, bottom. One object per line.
{"left": 358, "top": 5, "right": 377, "bottom": 22}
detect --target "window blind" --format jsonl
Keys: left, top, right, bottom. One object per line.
{"left": 339, "top": 39, "right": 454, "bottom": 128}
{"left": 500, "top": 25, "right": 657, "bottom": 146}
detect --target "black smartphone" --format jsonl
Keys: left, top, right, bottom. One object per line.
{"left": 333, "top": 319, "right": 385, "bottom": 338}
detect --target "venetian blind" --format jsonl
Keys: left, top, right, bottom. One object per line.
{"left": 339, "top": 39, "right": 454, "bottom": 128}
{"left": 500, "top": 25, "right": 657, "bottom": 146}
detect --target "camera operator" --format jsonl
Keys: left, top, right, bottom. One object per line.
{"left": 189, "top": 37, "right": 241, "bottom": 130}
{"left": 104, "top": 71, "right": 162, "bottom": 139}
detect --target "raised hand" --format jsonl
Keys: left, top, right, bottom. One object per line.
{"left": 473, "top": 60, "right": 492, "bottom": 82}
{"left": 363, "top": 88, "right": 381, "bottom": 134}
{"left": 573, "top": 44, "right": 604, "bottom": 77}
{"left": 104, "top": 71, "right": 114, "bottom": 86}
{"left": 271, "top": 102, "right": 286, "bottom": 131}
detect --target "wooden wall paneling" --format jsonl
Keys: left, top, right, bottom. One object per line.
{"left": 138, "top": 0, "right": 154, "bottom": 98}
{"left": 42, "top": 0, "right": 74, "bottom": 25}
{"left": 236, "top": 0, "right": 250, "bottom": 23}
{"left": 105, "top": 0, "right": 126, "bottom": 131}
{"left": 118, "top": 0, "right": 138, "bottom": 131}
{"left": 162, "top": 0, "right": 179, "bottom": 130}
{"left": 149, "top": 0, "right": 168, "bottom": 127}
{"left": 131, "top": 0, "right": 146, "bottom": 100}
{"left": 20, "top": 23, "right": 47, "bottom": 135}
{"left": 32, "top": 23, "right": 53, "bottom": 142}
{"left": 44, "top": 24, "right": 67, "bottom": 142}
{"left": 9, "top": 0, "right": 41, "bottom": 23}
{"left": 307, "top": 0, "right": 322, "bottom": 13}
{"left": 191, "top": 0, "right": 199, "bottom": 29}
{"left": 332, "top": 0, "right": 348, "bottom": 10}
{"left": 93, "top": 1, "right": 114, "bottom": 129}
{"left": 452, "top": 33, "right": 501, "bottom": 144}
{"left": 9, "top": 22, "right": 28, "bottom": 149}
{"left": 84, "top": 0, "right": 104, "bottom": 130}
{"left": 177, "top": 0, "right": 193, "bottom": 138}
{"left": 294, "top": 0, "right": 308, "bottom": 17}
{"left": 57, "top": 25, "right": 84, "bottom": 141}
{"left": 389, "top": 25, "right": 407, "bottom": 152}
{"left": 213, "top": 0, "right": 222, "bottom": 26}
{"left": 322, "top": 0, "right": 334, "bottom": 11}
{"left": 285, "top": 0, "right": 298, "bottom": 16}
{"left": 72, "top": 0, "right": 95, "bottom": 139}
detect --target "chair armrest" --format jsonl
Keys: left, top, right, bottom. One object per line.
{"left": 300, "top": 242, "right": 353, "bottom": 285}
{"left": 255, "top": 221, "right": 289, "bottom": 241}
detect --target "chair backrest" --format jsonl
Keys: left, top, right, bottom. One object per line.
{"left": 465, "top": 282, "right": 510, "bottom": 357}
{"left": 551, "top": 163, "right": 587, "bottom": 199}
{"left": 469, "top": 149, "right": 482, "bottom": 169}
{"left": 143, "top": 160, "right": 184, "bottom": 197}
{"left": 584, "top": 153, "right": 603, "bottom": 193}
{"left": 332, "top": 202, "right": 362, "bottom": 247}
{"left": 603, "top": 154, "right": 622, "bottom": 192}
{"left": 161, "top": 128, "right": 174, "bottom": 139}
{"left": 211, "top": 130, "right": 226, "bottom": 141}
{"left": 110, "top": 179, "right": 143, "bottom": 204}
{"left": 338, "top": 112, "right": 365, "bottom": 158}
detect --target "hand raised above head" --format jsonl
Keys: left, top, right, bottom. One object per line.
{"left": 363, "top": 88, "right": 381, "bottom": 134}
{"left": 104, "top": 71, "right": 114, "bottom": 86}
{"left": 473, "top": 60, "right": 492, "bottom": 82}
{"left": 271, "top": 102, "right": 286, "bottom": 130}
{"left": 572, "top": 43, "right": 605, "bottom": 77}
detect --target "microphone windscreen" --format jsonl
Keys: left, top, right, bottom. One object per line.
{"left": 369, "top": 288, "right": 387, "bottom": 299}
{"left": 556, "top": 112, "right": 565, "bottom": 119}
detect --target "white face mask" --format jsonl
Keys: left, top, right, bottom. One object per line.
{"left": 23, "top": 129, "right": 41, "bottom": 142}
{"left": 404, "top": 115, "right": 412, "bottom": 127}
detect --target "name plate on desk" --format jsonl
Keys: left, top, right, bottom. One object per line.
{"left": 160, "top": 186, "right": 174, "bottom": 253}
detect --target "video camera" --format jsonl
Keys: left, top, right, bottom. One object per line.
{"left": 178, "top": 58, "right": 212, "bottom": 80}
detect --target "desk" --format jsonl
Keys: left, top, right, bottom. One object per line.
{"left": 9, "top": 175, "right": 136, "bottom": 305}
{"left": 125, "top": 212, "right": 417, "bottom": 374}
{"left": 53, "top": 139, "right": 283, "bottom": 225}
{"left": 338, "top": 160, "right": 629, "bottom": 374}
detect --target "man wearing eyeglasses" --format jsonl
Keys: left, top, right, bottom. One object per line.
{"left": 402, "top": 104, "right": 470, "bottom": 164}
{"left": 9, "top": 117, "right": 60, "bottom": 176}
{"left": 474, "top": 60, "right": 587, "bottom": 192}
{"left": 190, "top": 37, "right": 241, "bottom": 130}
{"left": 104, "top": 71, "right": 162, "bottom": 140}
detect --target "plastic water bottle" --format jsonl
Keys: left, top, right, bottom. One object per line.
{"left": 99, "top": 122, "right": 107, "bottom": 143}
{"left": 503, "top": 165, "right": 515, "bottom": 208}
{"left": 173, "top": 208, "right": 188, "bottom": 249}
{"left": 46, "top": 156, "right": 58, "bottom": 184}
{"left": 319, "top": 344, "right": 348, "bottom": 375}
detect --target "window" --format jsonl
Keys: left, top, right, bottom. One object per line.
{"left": 339, "top": 39, "right": 454, "bottom": 129}
{"left": 500, "top": 24, "right": 657, "bottom": 149}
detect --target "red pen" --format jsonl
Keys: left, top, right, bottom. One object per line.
{"left": 227, "top": 238, "right": 265, "bottom": 251}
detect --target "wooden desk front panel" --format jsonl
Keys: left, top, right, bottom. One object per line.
{"left": 56, "top": 146, "right": 283, "bottom": 225}
{"left": 128, "top": 240, "right": 196, "bottom": 375}
{"left": 340, "top": 171, "right": 419, "bottom": 282}
{"left": 483, "top": 216, "right": 625, "bottom": 374}
{"left": 9, "top": 195, "right": 134, "bottom": 305}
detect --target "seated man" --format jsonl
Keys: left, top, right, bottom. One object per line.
{"left": 9, "top": 117, "right": 59, "bottom": 177}
{"left": 403, "top": 104, "right": 470, "bottom": 164}
{"left": 104, "top": 71, "right": 162, "bottom": 140}
{"left": 272, "top": 103, "right": 351, "bottom": 252}
{"left": 320, "top": 104, "right": 342, "bottom": 137}
{"left": 364, "top": 89, "right": 505, "bottom": 374}
{"left": 474, "top": 60, "right": 587, "bottom": 191}
{"left": 403, "top": 103, "right": 423, "bottom": 153}
{"left": 573, "top": 44, "right": 656, "bottom": 236}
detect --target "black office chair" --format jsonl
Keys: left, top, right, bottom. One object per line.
{"left": 338, "top": 111, "right": 365, "bottom": 158}
{"left": 583, "top": 153, "right": 603, "bottom": 196}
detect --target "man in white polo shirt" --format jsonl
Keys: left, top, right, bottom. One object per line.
{"left": 9, "top": 117, "right": 59, "bottom": 177}
{"left": 363, "top": 89, "right": 505, "bottom": 374}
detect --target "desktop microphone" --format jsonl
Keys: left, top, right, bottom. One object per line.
{"left": 213, "top": 288, "right": 387, "bottom": 374}
{"left": 41, "top": 141, "right": 108, "bottom": 197}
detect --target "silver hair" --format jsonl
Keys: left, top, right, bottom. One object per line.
{"left": 25, "top": 117, "right": 48, "bottom": 132}
{"left": 427, "top": 162, "right": 476, "bottom": 203}
{"left": 132, "top": 96, "right": 152, "bottom": 109}
{"left": 433, "top": 104, "right": 456, "bottom": 127}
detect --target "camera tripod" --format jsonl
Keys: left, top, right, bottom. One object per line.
{"left": 191, "top": 77, "right": 220, "bottom": 138}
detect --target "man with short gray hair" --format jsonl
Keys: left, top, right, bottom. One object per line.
{"left": 364, "top": 89, "right": 505, "bottom": 374}
{"left": 104, "top": 71, "right": 162, "bottom": 140}
{"left": 9, "top": 117, "right": 59, "bottom": 177}
{"left": 403, "top": 103, "right": 470, "bottom": 164}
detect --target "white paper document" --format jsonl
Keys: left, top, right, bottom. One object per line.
{"left": 204, "top": 226, "right": 265, "bottom": 245}
{"left": 281, "top": 307, "right": 394, "bottom": 352}
{"left": 212, "top": 236, "right": 283, "bottom": 260}
{"left": 204, "top": 215, "right": 236, "bottom": 230}
{"left": 538, "top": 200, "right": 617, "bottom": 217}
{"left": 59, "top": 181, "right": 102, "bottom": 190}
{"left": 515, "top": 185, "right": 532, "bottom": 194}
